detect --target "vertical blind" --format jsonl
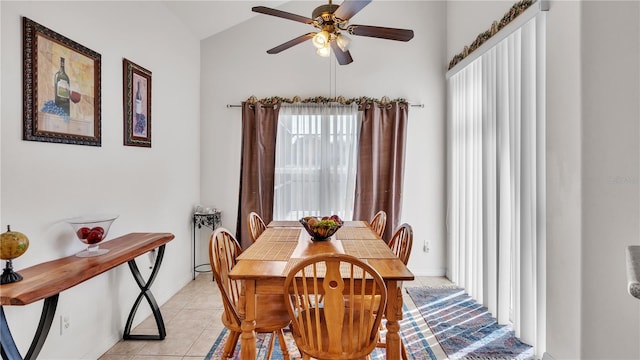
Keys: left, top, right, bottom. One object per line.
{"left": 447, "top": 12, "right": 545, "bottom": 353}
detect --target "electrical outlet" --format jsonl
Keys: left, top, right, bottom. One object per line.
{"left": 423, "top": 240, "right": 430, "bottom": 253}
{"left": 60, "top": 315, "right": 70, "bottom": 336}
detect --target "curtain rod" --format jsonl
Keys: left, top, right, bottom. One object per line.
{"left": 226, "top": 104, "right": 424, "bottom": 108}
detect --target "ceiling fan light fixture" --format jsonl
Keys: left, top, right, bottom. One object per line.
{"left": 312, "top": 30, "right": 330, "bottom": 49}
{"left": 253, "top": 1, "right": 414, "bottom": 65}
{"left": 316, "top": 44, "right": 331, "bottom": 57}
{"left": 336, "top": 33, "right": 351, "bottom": 51}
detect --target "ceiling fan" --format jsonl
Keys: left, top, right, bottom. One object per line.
{"left": 252, "top": 0, "right": 414, "bottom": 65}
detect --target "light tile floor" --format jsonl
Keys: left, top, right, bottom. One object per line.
{"left": 99, "top": 274, "right": 454, "bottom": 360}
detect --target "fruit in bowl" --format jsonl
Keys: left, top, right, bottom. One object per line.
{"left": 66, "top": 214, "right": 118, "bottom": 257}
{"left": 300, "top": 215, "right": 343, "bottom": 241}
{"left": 76, "top": 226, "right": 105, "bottom": 245}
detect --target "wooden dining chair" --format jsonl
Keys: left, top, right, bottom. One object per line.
{"left": 283, "top": 253, "right": 387, "bottom": 360}
{"left": 247, "top": 211, "right": 267, "bottom": 243}
{"left": 369, "top": 210, "right": 387, "bottom": 239}
{"left": 209, "top": 228, "right": 291, "bottom": 360}
{"left": 388, "top": 223, "right": 413, "bottom": 265}
{"left": 375, "top": 223, "right": 414, "bottom": 359}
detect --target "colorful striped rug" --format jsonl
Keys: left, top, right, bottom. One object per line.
{"left": 406, "top": 287, "right": 534, "bottom": 360}
{"left": 205, "top": 305, "right": 437, "bottom": 360}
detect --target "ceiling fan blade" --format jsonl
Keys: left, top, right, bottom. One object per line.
{"left": 333, "top": 0, "right": 372, "bottom": 21}
{"left": 349, "top": 25, "right": 414, "bottom": 41}
{"left": 252, "top": 6, "right": 313, "bottom": 24}
{"left": 267, "top": 33, "right": 316, "bottom": 54}
{"left": 330, "top": 41, "right": 354, "bottom": 65}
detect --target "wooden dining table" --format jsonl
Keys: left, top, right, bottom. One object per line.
{"left": 228, "top": 220, "right": 415, "bottom": 360}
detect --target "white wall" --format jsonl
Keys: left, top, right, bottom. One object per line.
{"left": 580, "top": 1, "right": 640, "bottom": 358}
{"left": 446, "top": 0, "right": 508, "bottom": 60}
{"left": 1, "top": 1, "right": 200, "bottom": 359}
{"left": 545, "top": 2, "right": 585, "bottom": 357}
{"left": 447, "top": 1, "right": 640, "bottom": 359}
{"left": 200, "top": 0, "right": 447, "bottom": 276}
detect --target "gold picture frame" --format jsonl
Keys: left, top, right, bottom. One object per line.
{"left": 22, "top": 17, "right": 102, "bottom": 146}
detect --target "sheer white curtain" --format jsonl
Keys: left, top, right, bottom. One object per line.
{"left": 273, "top": 103, "right": 360, "bottom": 220}
{"left": 447, "top": 13, "right": 545, "bottom": 351}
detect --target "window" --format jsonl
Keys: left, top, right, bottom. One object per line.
{"left": 273, "top": 103, "right": 360, "bottom": 220}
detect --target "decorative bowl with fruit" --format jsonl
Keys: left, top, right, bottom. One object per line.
{"left": 300, "top": 215, "right": 343, "bottom": 241}
{"left": 66, "top": 214, "right": 118, "bottom": 257}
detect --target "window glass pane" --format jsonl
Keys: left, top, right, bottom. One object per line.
{"left": 273, "top": 103, "right": 360, "bottom": 220}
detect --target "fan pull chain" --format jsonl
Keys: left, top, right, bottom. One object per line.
{"left": 328, "top": 53, "right": 337, "bottom": 99}
{"left": 333, "top": 54, "right": 337, "bottom": 98}
{"left": 328, "top": 53, "right": 331, "bottom": 98}
{"left": 328, "top": 54, "right": 334, "bottom": 99}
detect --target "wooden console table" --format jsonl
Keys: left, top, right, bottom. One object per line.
{"left": 0, "top": 232, "right": 174, "bottom": 360}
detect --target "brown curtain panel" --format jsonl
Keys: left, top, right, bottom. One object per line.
{"left": 353, "top": 101, "right": 409, "bottom": 243}
{"left": 236, "top": 101, "right": 280, "bottom": 249}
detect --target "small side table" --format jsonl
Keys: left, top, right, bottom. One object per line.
{"left": 193, "top": 211, "right": 222, "bottom": 279}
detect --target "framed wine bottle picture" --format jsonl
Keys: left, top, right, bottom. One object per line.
{"left": 22, "top": 17, "right": 102, "bottom": 146}
{"left": 122, "top": 59, "right": 152, "bottom": 147}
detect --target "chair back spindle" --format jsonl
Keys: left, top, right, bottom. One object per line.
{"left": 388, "top": 223, "right": 413, "bottom": 265}
{"left": 284, "top": 254, "right": 387, "bottom": 359}
{"left": 247, "top": 211, "right": 267, "bottom": 243}
{"left": 209, "top": 228, "right": 243, "bottom": 326}
{"left": 369, "top": 211, "right": 387, "bottom": 239}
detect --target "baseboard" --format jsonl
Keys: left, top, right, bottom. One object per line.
{"left": 542, "top": 352, "right": 555, "bottom": 360}
{"left": 408, "top": 268, "right": 447, "bottom": 277}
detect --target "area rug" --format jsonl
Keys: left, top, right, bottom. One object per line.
{"left": 205, "top": 305, "right": 437, "bottom": 359}
{"left": 406, "top": 287, "right": 534, "bottom": 360}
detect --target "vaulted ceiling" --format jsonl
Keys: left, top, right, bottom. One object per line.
{"left": 163, "top": 1, "right": 286, "bottom": 40}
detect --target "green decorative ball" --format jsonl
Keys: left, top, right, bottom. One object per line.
{"left": 0, "top": 225, "right": 29, "bottom": 260}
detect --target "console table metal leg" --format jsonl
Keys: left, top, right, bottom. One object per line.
{"left": 192, "top": 220, "right": 196, "bottom": 280}
{"left": 1, "top": 295, "right": 59, "bottom": 360}
{"left": 123, "top": 245, "right": 166, "bottom": 340}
